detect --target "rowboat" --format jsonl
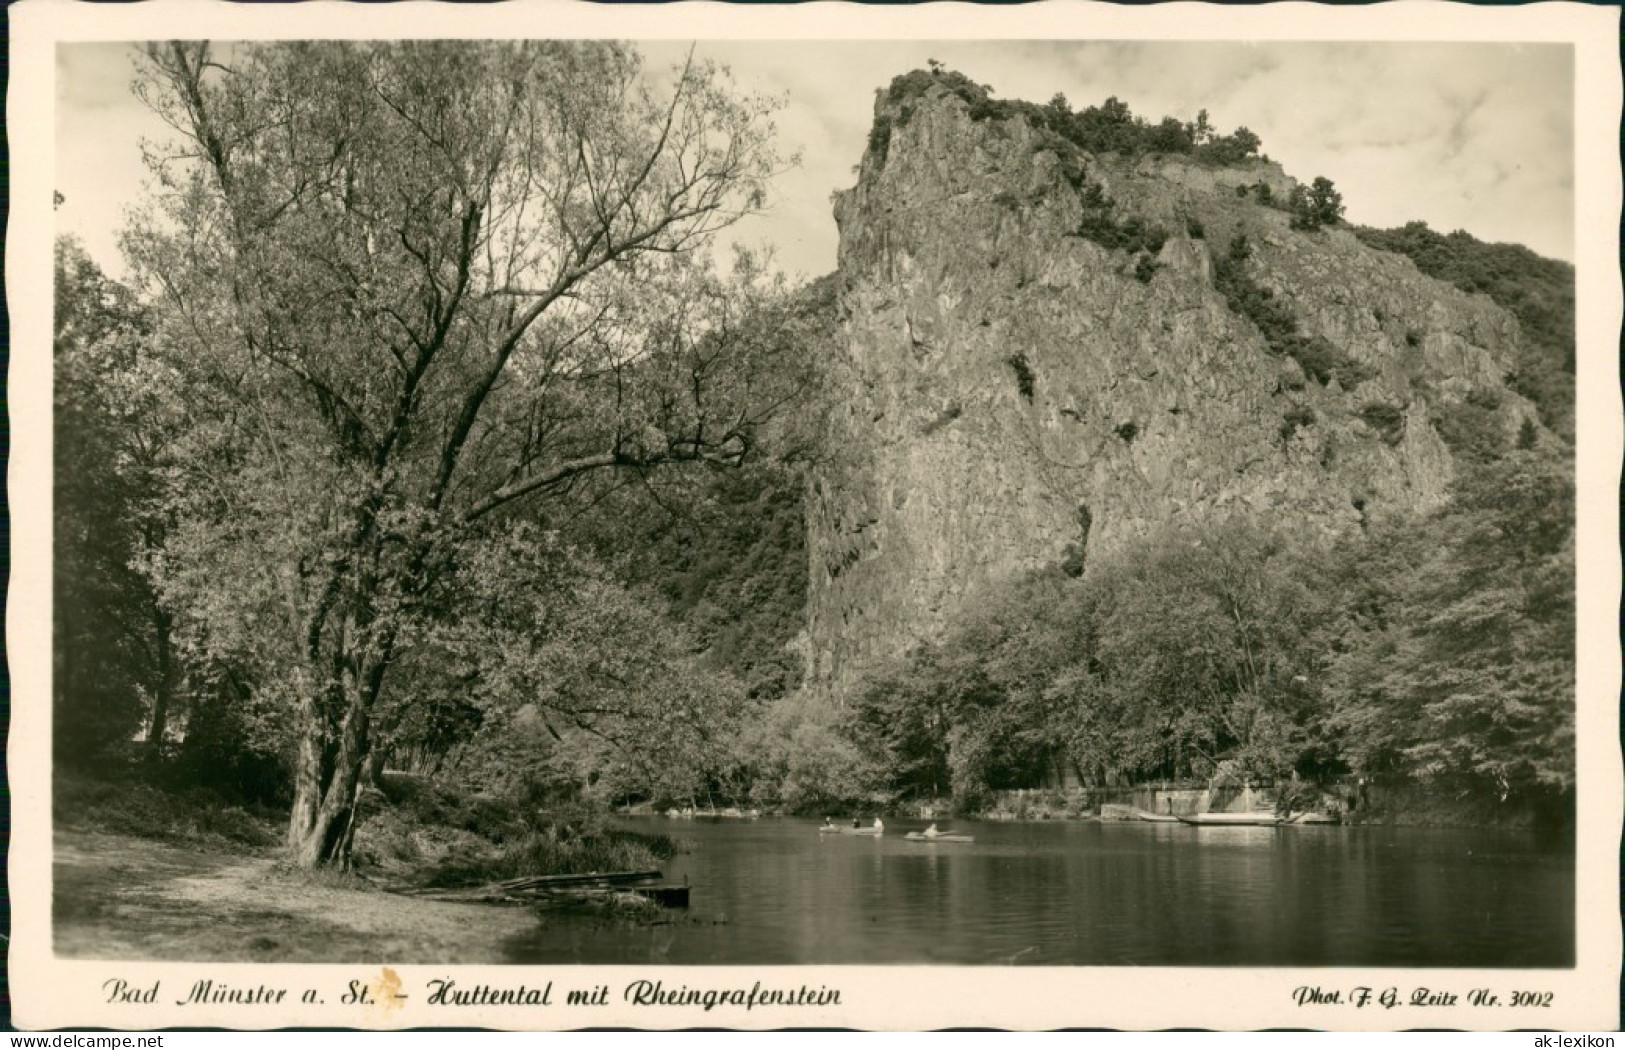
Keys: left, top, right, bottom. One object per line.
{"left": 1175, "top": 812, "right": 1284, "bottom": 827}
{"left": 819, "top": 824, "right": 884, "bottom": 836}
{"left": 1289, "top": 811, "right": 1339, "bottom": 825}
{"left": 666, "top": 807, "right": 762, "bottom": 819}
{"left": 904, "top": 831, "right": 975, "bottom": 843}
{"left": 1133, "top": 810, "right": 1182, "bottom": 824}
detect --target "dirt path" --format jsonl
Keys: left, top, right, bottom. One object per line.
{"left": 54, "top": 830, "right": 540, "bottom": 963}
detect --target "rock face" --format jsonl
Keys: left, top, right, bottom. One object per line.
{"left": 805, "top": 76, "right": 1539, "bottom": 700}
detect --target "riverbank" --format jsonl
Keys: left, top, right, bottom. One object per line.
{"left": 53, "top": 829, "right": 538, "bottom": 963}
{"left": 50, "top": 771, "right": 690, "bottom": 961}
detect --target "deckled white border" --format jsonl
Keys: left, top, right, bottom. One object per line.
{"left": 9, "top": 0, "right": 1621, "bottom": 1032}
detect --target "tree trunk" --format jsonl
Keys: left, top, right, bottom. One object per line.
{"left": 146, "top": 608, "right": 174, "bottom": 763}
{"left": 287, "top": 693, "right": 326, "bottom": 853}
{"left": 286, "top": 655, "right": 384, "bottom": 869}
{"left": 287, "top": 716, "right": 370, "bottom": 869}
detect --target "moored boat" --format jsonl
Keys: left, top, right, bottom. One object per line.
{"left": 1133, "top": 810, "right": 1182, "bottom": 824}
{"left": 1175, "top": 811, "right": 1284, "bottom": 827}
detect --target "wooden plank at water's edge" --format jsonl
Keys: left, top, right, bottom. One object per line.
{"left": 400, "top": 882, "right": 689, "bottom": 908}
{"left": 394, "top": 870, "right": 663, "bottom": 901}
{"left": 495, "top": 870, "right": 662, "bottom": 890}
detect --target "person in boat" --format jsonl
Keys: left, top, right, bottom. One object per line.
{"left": 873, "top": 817, "right": 884, "bottom": 831}
{"left": 852, "top": 817, "right": 862, "bottom": 828}
{"left": 922, "top": 822, "right": 940, "bottom": 838}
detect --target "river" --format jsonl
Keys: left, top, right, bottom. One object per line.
{"left": 500, "top": 817, "right": 1574, "bottom": 966}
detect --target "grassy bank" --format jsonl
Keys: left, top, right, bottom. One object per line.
{"left": 54, "top": 774, "right": 286, "bottom": 852}
{"left": 53, "top": 829, "right": 537, "bottom": 963}
{"left": 55, "top": 769, "right": 683, "bottom": 886}
{"left": 52, "top": 771, "right": 690, "bottom": 961}
{"left": 355, "top": 775, "right": 682, "bottom": 888}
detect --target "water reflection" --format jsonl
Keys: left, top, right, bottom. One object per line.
{"left": 500, "top": 819, "right": 1573, "bottom": 967}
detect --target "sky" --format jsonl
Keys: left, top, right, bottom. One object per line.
{"left": 56, "top": 40, "right": 1575, "bottom": 285}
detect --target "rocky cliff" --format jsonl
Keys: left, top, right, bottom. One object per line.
{"left": 805, "top": 73, "right": 1541, "bottom": 699}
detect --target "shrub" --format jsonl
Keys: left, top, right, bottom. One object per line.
{"left": 1194, "top": 126, "right": 1262, "bottom": 166}
{"left": 380, "top": 785, "right": 685, "bottom": 888}
{"left": 1288, "top": 178, "right": 1343, "bottom": 231}
{"left": 1359, "top": 402, "right": 1407, "bottom": 445}
{"left": 868, "top": 115, "right": 893, "bottom": 167}
{"left": 1007, "top": 354, "right": 1036, "bottom": 401}
{"left": 1279, "top": 405, "right": 1317, "bottom": 444}
{"left": 1072, "top": 179, "right": 1168, "bottom": 258}
{"left": 1434, "top": 396, "right": 1507, "bottom": 463}
{"left": 1214, "top": 250, "right": 1296, "bottom": 346}
{"left": 54, "top": 773, "right": 281, "bottom": 851}
{"left": 426, "top": 823, "right": 680, "bottom": 888}
{"left": 1213, "top": 246, "right": 1367, "bottom": 388}
{"left": 1288, "top": 185, "right": 1318, "bottom": 230}
{"left": 1287, "top": 335, "right": 1371, "bottom": 388}
{"left": 1050, "top": 141, "right": 1090, "bottom": 190}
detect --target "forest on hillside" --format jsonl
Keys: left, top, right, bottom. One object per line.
{"left": 54, "top": 50, "right": 1576, "bottom": 882}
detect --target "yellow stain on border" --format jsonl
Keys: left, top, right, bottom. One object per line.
{"left": 371, "top": 967, "right": 405, "bottom": 1013}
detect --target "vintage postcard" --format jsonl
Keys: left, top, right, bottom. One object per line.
{"left": 9, "top": 0, "right": 1621, "bottom": 1032}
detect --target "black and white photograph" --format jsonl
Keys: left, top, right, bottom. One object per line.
{"left": 10, "top": 0, "right": 1621, "bottom": 1032}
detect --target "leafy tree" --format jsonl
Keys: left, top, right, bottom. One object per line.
{"left": 1079, "top": 523, "right": 1331, "bottom": 781}
{"left": 1287, "top": 184, "right": 1312, "bottom": 228}
{"left": 1147, "top": 116, "right": 1192, "bottom": 154}
{"left": 851, "top": 664, "right": 955, "bottom": 800}
{"left": 850, "top": 574, "right": 1080, "bottom": 803}
{"left": 1195, "top": 125, "right": 1261, "bottom": 165}
{"left": 839, "top": 461, "right": 1573, "bottom": 814}
{"left": 744, "top": 692, "right": 878, "bottom": 811}
{"left": 415, "top": 524, "right": 756, "bottom": 808}
{"left": 1230, "top": 127, "right": 1262, "bottom": 156}
{"left": 1309, "top": 177, "right": 1345, "bottom": 226}
{"left": 881, "top": 69, "right": 1268, "bottom": 169}
{"left": 53, "top": 240, "right": 183, "bottom": 765}
{"left": 1323, "top": 449, "right": 1574, "bottom": 798}
{"left": 1292, "top": 177, "right": 1345, "bottom": 230}
{"left": 848, "top": 522, "right": 1334, "bottom": 798}
{"left": 127, "top": 41, "right": 787, "bottom": 867}
{"left": 1188, "top": 108, "right": 1214, "bottom": 145}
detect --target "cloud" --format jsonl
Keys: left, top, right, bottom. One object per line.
{"left": 705, "top": 40, "right": 1575, "bottom": 271}
{"left": 55, "top": 40, "right": 1575, "bottom": 285}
